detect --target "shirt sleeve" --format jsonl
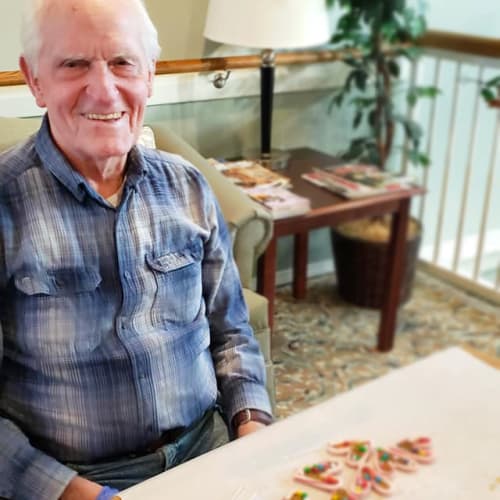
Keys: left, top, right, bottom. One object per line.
{"left": 0, "top": 323, "right": 77, "bottom": 500}
{"left": 198, "top": 180, "right": 272, "bottom": 421}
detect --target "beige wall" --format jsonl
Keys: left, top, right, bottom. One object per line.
{"left": 0, "top": 0, "right": 212, "bottom": 72}
{"left": 0, "top": 4, "right": 24, "bottom": 71}
{"left": 143, "top": 0, "right": 212, "bottom": 60}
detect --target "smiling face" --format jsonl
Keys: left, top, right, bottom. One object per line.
{"left": 20, "top": 0, "right": 154, "bottom": 173}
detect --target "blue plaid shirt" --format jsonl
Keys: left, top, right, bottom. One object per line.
{"left": 0, "top": 117, "right": 270, "bottom": 500}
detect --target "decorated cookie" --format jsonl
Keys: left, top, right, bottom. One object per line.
{"left": 393, "top": 436, "right": 434, "bottom": 464}
{"left": 293, "top": 460, "right": 344, "bottom": 492}
{"left": 327, "top": 440, "right": 372, "bottom": 469}
{"left": 376, "top": 447, "right": 418, "bottom": 473}
{"left": 357, "top": 466, "right": 394, "bottom": 496}
{"left": 330, "top": 488, "right": 357, "bottom": 500}
{"left": 346, "top": 441, "right": 372, "bottom": 469}
{"left": 283, "top": 490, "right": 309, "bottom": 500}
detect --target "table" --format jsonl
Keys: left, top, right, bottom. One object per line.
{"left": 256, "top": 148, "right": 425, "bottom": 352}
{"left": 120, "top": 347, "right": 500, "bottom": 499}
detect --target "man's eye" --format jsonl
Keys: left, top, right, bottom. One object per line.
{"left": 62, "top": 60, "right": 87, "bottom": 69}
{"left": 113, "top": 58, "right": 133, "bottom": 67}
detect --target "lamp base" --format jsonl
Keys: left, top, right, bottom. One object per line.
{"left": 242, "top": 148, "right": 291, "bottom": 171}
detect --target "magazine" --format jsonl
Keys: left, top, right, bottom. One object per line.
{"left": 208, "top": 159, "right": 291, "bottom": 189}
{"left": 302, "top": 163, "right": 415, "bottom": 199}
{"left": 244, "top": 185, "right": 311, "bottom": 220}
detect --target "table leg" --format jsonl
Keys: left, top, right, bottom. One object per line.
{"left": 377, "top": 199, "right": 410, "bottom": 352}
{"left": 257, "top": 236, "right": 277, "bottom": 330}
{"left": 293, "top": 232, "right": 308, "bottom": 299}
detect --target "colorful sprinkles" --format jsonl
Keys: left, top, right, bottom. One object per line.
{"left": 289, "top": 436, "right": 435, "bottom": 498}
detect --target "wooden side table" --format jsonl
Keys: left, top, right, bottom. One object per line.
{"left": 256, "top": 147, "right": 425, "bottom": 352}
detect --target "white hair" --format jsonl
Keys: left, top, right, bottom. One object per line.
{"left": 21, "top": 0, "right": 161, "bottom": 74}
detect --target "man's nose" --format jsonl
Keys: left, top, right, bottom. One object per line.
{"left": 85, "top": 62, "right": 119, "bottom": 100}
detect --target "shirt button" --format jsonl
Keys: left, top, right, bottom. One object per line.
{"left": 124, "top": 271, "right": 131, "bottom": 279}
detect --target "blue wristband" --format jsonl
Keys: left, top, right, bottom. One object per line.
{"left": 96, "top": 486, "right": 120, "bottom": 500}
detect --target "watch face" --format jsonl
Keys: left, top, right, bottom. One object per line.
{"left": 233, "top": 409, "right": 273, "bottom": 431}
{"left": 240, "top": 409, "right": 252, "bottom": 425}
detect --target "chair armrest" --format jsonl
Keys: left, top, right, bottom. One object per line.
{"left": 0, "top": 117, "right": 42, "bottom": 152}
{"left": 148, "top": 121, "right": 273, "bottom": 288}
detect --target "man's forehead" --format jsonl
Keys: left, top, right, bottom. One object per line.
{"left": 41, "top": 0, "right": 140, "bottom": 25}
{"left": 38, "top": 0, "right": 145, "bottom": 51}
{"left": 42, "top": 0, "right": 129, "bottom": 13}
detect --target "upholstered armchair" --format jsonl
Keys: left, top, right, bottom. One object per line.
{"left": 0, "top": 116, "right": 276, "bottom": 408}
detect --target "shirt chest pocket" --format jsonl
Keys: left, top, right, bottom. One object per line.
{"left": 11, "top": 268, "right": 103, "bottom": 357}
{"left": 145, "top": 246, "right": 203, "bottom": 326}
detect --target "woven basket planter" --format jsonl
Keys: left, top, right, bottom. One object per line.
{"left": 331, "top": 218, "right": 422, "bottom": 309}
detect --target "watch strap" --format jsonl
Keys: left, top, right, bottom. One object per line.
{"left": 231, "top": 408, "right": 273, "bottom": 431}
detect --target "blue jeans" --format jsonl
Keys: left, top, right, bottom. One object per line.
{"left": 66, "top": 408, "right": 229, "bottom": 491}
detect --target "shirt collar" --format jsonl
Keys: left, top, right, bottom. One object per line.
{"left": 35, "top": 114, "right": 149, "bottom": 203}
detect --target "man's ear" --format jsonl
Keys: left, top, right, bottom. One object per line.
{"left": 146, "top": 66, "right": 154, "bottom": 98}
{"left": 19, "top": 56, "right": 47, "bottom": 108}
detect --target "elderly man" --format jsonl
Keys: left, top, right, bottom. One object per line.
{"left": 0, "top": 0, "right": 272, "bottom": 499}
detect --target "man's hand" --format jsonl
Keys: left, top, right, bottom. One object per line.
{"left": 60, "top": 476, "right": 103, "bottom": 500}
{"left": 236, "top": 420, "right": 267, "bottom": 438}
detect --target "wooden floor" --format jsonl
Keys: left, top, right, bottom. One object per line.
{"left": 462, "top": 344, "right": 500, "bottom": 369}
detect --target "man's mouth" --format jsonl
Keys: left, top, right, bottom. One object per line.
{"left": 85, "top": 112, "right": 123, "bottom": 121}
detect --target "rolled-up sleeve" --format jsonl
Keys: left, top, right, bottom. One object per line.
{"left": 199, "top": 182, "right": 272, "bottom": 421}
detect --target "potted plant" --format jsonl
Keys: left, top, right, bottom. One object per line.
{"left": 325, "top": 0, "right": 439, "bottom": 307}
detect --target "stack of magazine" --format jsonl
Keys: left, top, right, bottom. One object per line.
{"left": 302, "top": 163, "right": 415, "bottom": 199}
{"left": 208, "top": 159, "right": 310, "bottom": 219}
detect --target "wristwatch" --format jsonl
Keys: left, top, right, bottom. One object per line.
{"left": 231, "top": 408, "right": 273, "bottom": 432}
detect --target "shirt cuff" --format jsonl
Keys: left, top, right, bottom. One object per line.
{"left": 15, "top": 451, "right": 77, "bottom": 500}
{"left": 224, "top": 379, "right": 273, "bottom": 425}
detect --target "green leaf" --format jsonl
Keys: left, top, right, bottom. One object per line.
{"left": 407, "top": 86, "right": 440, "bottom": 106}
{"left": 419, "top": 153, "right": 430, "bottom": 167}
{"left": 354, "top": 70, "right": 368, "bottom": 91}
{"left": 352, "top": 96, "right": 377, "bottom": 108}
{"left": 344, "top": 69, "right": 368, "bottom": 92}
{"left": 343, "top": 57, "right": 361, "bottom": 68}
{"left": 484, "top": 75, "right": 500, "bottom": 87}
{"left": 351, "top": 137, "right": 370, "bottom": 148}
{"left": 381, "top": 21, "right": 399, "bottom": 41}
{"left": 387, "top": 59, "right": 400, "bottom": 78}
{"left": 353, "top": 110, "right": 363, "bottom": 128}
{"left": 394, "top": 114, "right": 423, "bottom": 145}
{"left": 408, "top": 149, "right": 430, "bottom": 167}
{"left": 368, "top": 109, "right": 377, "bottom": 127}
{"left": 481, "top": 88, "right": 496, "bottom": 102}
{"left": 396, "top": 46, "right": 421, "bottom": 61}
{"left": 407, "top": 92, "right": 417, "bottom": 107}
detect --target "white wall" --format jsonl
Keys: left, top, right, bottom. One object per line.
{"left": 426, "top": 0, "right": 499, "bottom": 37}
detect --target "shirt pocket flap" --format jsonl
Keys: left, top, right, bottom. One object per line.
{"left": 146, "top": 246, "right": 202, "bottom": 273}
{"left": 14, "top": 268, "right": 102, "bottom": 296}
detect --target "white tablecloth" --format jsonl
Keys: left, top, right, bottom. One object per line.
{"left": 121, "top": 347, "right": 500, "bottom": 499}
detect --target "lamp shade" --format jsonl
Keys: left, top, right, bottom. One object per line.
{"left": 204, "top": 0, "right": 330, "bottom": 49}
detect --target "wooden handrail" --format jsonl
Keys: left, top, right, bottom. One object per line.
{"left": 155, "top": 48, "right": 352, "bottom": 75}
{"left": 1, "top": 30, "right": 498, "bottom": 87}
{"left": 0, "top": 49, "right": 355, "bottom": 87}
{"left": 419, "top": 30, "right": 500, "bottom": 59}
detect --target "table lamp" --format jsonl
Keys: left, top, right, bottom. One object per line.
{"left": 204, "top": 0, "right": 330, "bottom": 168}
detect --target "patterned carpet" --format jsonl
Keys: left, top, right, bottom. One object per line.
{"left": 272, "top": 270, "right": 500, "bottom": 419}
